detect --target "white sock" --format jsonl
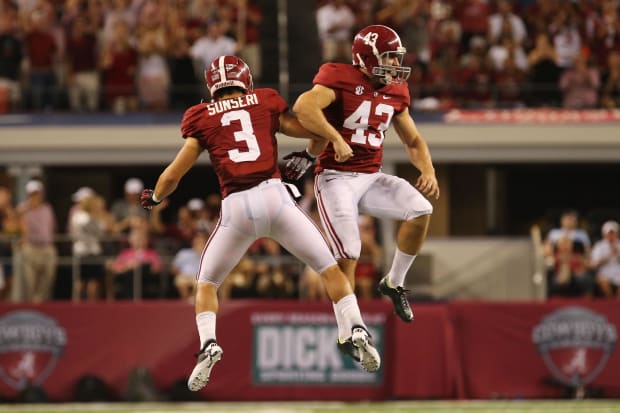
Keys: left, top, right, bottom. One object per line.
{"left": 333, "top": 302, "right": 349, "bottom": 341}
{"left": 196, "top": 311, "right": 216, "bottom": 349}
{"left": 387, "top": 248, "right": 417, "bottom": 288}
{"left": 334, "top": 294, "right": 365, "bottom": 337}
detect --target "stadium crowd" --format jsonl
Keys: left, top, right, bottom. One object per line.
{"left": 0, "top": 177, "right": 384, "bottom": 302}
{"left": 1, "top": 0, "right": 620, "bottom": 302}
{"left": 0, "top": 0, "right": 619, "bottom": 113}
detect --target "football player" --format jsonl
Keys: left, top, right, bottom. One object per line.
{"left": 140, "top": 56, "right": 380, "bottom": 391}
{"left": 284, "top": 25, "right": 440, "bottom": 336}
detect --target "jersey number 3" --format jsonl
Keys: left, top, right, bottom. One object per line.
{"left": 222, "top": 109, "right": 261, "bottom": 162}
{"left": 343, "top": 101, "right": 394, "bottom": 147}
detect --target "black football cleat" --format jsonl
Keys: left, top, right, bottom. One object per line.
{"left": 378, "top": 277, "right": 414, "bottom": 322}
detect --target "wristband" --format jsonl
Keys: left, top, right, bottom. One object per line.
{"left": 152, "top": 193, "right": 161, "bottom": 203}
{"left": 305, "top": 149, "right": 317, "bottom": 160}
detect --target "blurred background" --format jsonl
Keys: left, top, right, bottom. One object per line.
{"left": 0, "top": 0, "right": 620, "bottom": 407}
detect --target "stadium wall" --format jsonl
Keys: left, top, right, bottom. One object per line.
{"left": 2, "top": 120, "right": 620, "bottom": 165}
{"left": 0, "top": 300, "right": 618, "bottom": 402}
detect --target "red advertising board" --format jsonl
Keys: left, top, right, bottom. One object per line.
{"left": 0, "top": 300, "right": 619, "bottom": 401}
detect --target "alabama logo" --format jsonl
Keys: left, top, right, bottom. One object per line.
{"left": 0, "top": 310, "right": 67, "bottom": 390}
{"left": 532, "top": 306, "right": 617, "bottom": 387}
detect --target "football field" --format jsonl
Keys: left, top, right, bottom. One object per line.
{"left": 2, "top": 401, "right": 620, "bottom": 413}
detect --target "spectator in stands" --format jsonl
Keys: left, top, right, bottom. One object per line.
{"left": 167, "top": 25, "right": 200, "bottom": 109}
{"left": 111, "top": 177, "right": 147, "bottom": 232}
{"left": 550, "top": 5, "right": 582, "bottom": 70}
{"left": 454, "top": 0, "right": 489, "bottom": 53}
{"left": 431, "top": 19, "right": 462, "bottom": 71}
{"left": 102, "top": 0, "right": 136, "bottom": 46}
{"left": 487, "top": 33, "right": 528, "bottom": 72}
{"left": 601, "top": 51, "right": 620, "bottom": 109}
{"left": 590, "top": 220, "right": 620, "bottom": 299}
{"left": 190, "top": 19, "right": 236, "bottom": 84}
{"left": 66, "top": 186, "right": 95, "bottom": 233}
{"left": 171, "top": 231, "right": 208, "bottom": 301}
{"left": 219, "top": 255, "right": 257, "bottom": 299}
{"left": 559, "top": 52, "right": 600, "bottom": 109}
{"left": 544, "top": 209, "right": 591, "bottom": 266}
{"left": 137, "top": 29, "right": 169, "bottom": 111}
{"left": 0, "top": 185, "right": 19, "bottom": 300}
{"left": 194, "top": 194, "right": 220, "bottom": 235}
{"left": 236, "top": 0, "right": 263, "bottom": 81}
{"left": 136, "top": 0, "right": 169, "bottom": 111}
{"left": 523, "top": 0, "right": 560, "bottom": 38}
{"left": 547, "top": 234, "right": 592, "bottom": 298}
{"left": 355, "top": 215, "right": 383, "bottom": 300}
{"left": 488, "top": 0, "right": 527, "bottom": 47}
{"left": 108, "top": 227, "right": 162, "bottom": 299}
{"left": 376, "top": 0, "right": 432, "bottom": 65}
{"left": 590, "top": 0, "right": 620, "bottom": 69}
{"left": 0, "top": 9, "right": 23, "bottom": 112}
{"left": 24, "top": 5, "right": 58, "bottom": 111}
{"left": 526, "top": 32, "right": 561, "bottom": 106}
{"left": 457, "top": 53, "right": 494, "bottom": 108}
{"left": 17, "top": 179, "right": 57, "bottom": 302}
{"left": 148, "top": 200, "right": 195, "bottom": 250}
{"left": 100, "top": 19, "right": 138, "bottom": 113}
{"left": 186, "top": 197, "right": 206, "bottom": 231}
{"left": 66, "top": 15, "right": 100, "bottom": 112}
{"left": 316, "top": 0, "right": 356, "bottom": 63}
{"left": 494, "top": 53, "right": 527, "bottom": 108}
{"left": 69, "top": 194, "right": 112, "bottom": 300}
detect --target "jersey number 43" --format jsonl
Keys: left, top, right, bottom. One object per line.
{"left": 343, "top": 100, "right": 394, "bottom": 147}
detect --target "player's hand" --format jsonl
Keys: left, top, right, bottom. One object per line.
{"left": 415, "top": 173, "right": 440, "bottom": 200}
{"left": 140, "top": 189, "right": 161, "bottom": 210}
{"left": 283, "top": 150, "right": 316, "bottom": 181}
{"left": 333, "top": 139, "right": 353, "bottom": 163}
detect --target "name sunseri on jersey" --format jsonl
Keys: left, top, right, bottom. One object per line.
{"left": 207, "top": 93, "right": 259, "bottom": 115}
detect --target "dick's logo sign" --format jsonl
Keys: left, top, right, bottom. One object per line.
{"left": 251, "top": 312, "right": 384, "bottom": 385}
{"left": 532, "top": 306, "right": 617, "bottom": 387}
{"left": 0, "top": 310, "right": 67, "bottom": 390}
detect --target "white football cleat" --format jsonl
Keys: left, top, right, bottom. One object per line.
{"left": 187, "top": 340, "right": 223, "bottom": 391}
{"left": 351, "top": 326, "right": 381, "bottom": 372}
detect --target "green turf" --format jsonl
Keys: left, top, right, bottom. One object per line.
{"left": 1, "top": 401, "right": 620, "bottom": 413}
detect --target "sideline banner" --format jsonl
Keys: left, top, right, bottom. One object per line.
{"left": 444, "top": 109, "right": 620, "bottom": 124}
{"left": 1, "top": 300, "right": 620, "bottom": 401}
{"left": 206, "top": 300, "right": 392, "bottom": 401}
{"left": 0, "top": 300, "right": 394, "bottom": 401}
{"left": 452, "top": 301, "right": 620, "bottom": 399}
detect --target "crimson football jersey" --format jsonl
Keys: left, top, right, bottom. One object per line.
{"left": 181, "top": 88, "right": 287, "bottom": 197}
{"left": 313, "top": 63, "right": 410, "bottom": 173}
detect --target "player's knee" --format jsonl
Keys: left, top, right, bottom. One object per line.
{"left": 340, "top": 240, "right": 361, "bottom": 260}
{"left": 404, "top": 198, "right": 433, "bottom": 221}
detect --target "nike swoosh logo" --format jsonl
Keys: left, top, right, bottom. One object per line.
{"left": 381, "top": 95, "right": 390, "bottom": 99}
{"left": 325, "top": 177, "right": 337, "bottom": 182}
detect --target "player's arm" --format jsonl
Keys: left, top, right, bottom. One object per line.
{"left": 293, "top": 84, "right": 352, "bottom": 161}
{"left": 279, "top": 112, "right": 327, "bottom": 143}
{"left": 393, "top": 110, "right": 440, "bottom": 199}
{"left": 143, "top": 138, "right": 202, "bottom": 208}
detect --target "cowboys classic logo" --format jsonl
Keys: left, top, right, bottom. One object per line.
{"left": 0, "top": 310, "right": 67, "bottom": 390}
{"left": 532, "top": 306, "right": 617, "bottom": 387}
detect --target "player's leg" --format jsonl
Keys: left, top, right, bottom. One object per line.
{"left": 189, "top": 213, "right": 256, "bottom": 391}
{"left": 314, "top": 172, "right": 368, "bottom": 287}
{"left": 360, "top": 173, "right": 433, "bottom": 322}
{"left": 272, "top": 196, "right": 380, "bottom": 372}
